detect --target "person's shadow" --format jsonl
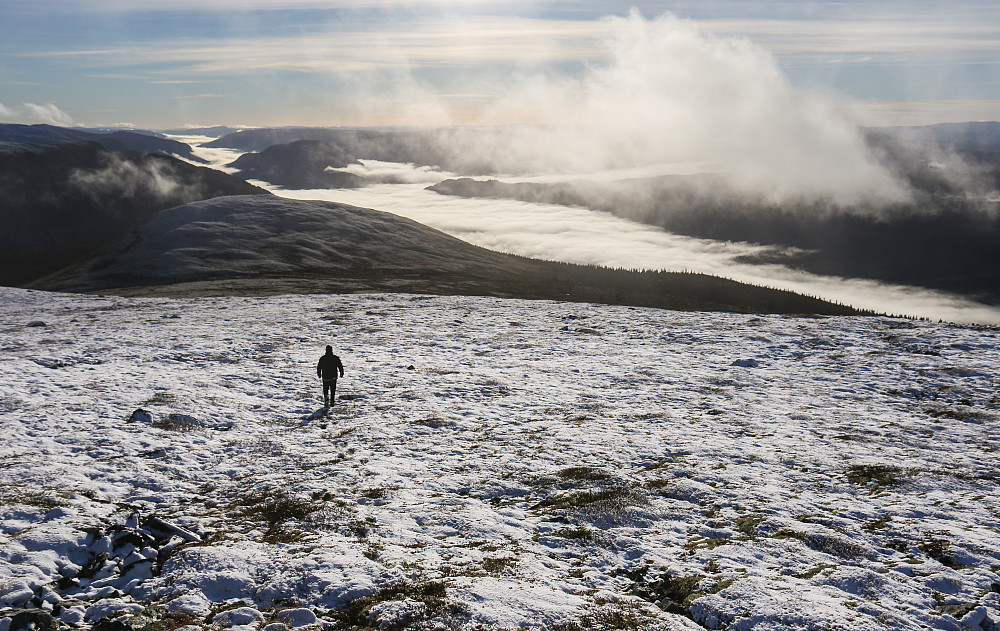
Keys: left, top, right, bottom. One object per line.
{"left": 304, "top": 407, "right": 329, "bottom": 421}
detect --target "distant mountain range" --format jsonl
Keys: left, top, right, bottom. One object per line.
{"left": 864, "top": 121, "right": 1000, "bottom": 159}
{"left": 12, "top": 121, "right": 999, "bottom": 313}
{"left": 158, "top": 125, "right": 246, "bottom": 138}
{"left": 0, "top": 123, "right": 865, "bottom": 315}
{"left": 206, "top": 125, "right": 543, "bottom": 175}
{"left": 0, "top": 123, "right": 205, "bottom": 162}
{"left": 202, "top": 121, "right": 1000, "bottom": 305}
{"left": 206, "top": 121, "right": 1000, "bottom": 175}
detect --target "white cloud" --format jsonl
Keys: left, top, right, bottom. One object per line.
{"left": 0, "top": 102, "right": 75, "bottom": 126}
{"left": 415, "top": 12, "right": 908, "bottom": 204}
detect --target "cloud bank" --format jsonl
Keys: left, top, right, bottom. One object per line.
{"left": 445, "top": 11, "right": 908, "bottom": 205}
{"left": 0, "top": 102, "right": 75, "bottom": 126}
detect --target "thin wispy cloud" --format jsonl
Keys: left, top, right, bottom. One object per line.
{"left": 149, "top": 80, "right": 218, "bottom": 85}
{"left": 3, "top": 0, "right": 537, "bottom": 11}
{"left": 170, "top": 94, "right": 230, "bottom": 100}
{"left": 17, "top": 17, "right": 609, "bottom": 74}
{"left": 18, "top": 11, "right": 1000, "bottom": 70}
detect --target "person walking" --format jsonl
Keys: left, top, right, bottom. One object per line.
{"left": 317, "top": 345, "right": 344, "bottom": 407}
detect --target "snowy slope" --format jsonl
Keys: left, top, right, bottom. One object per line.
{"left": 31, "top": 195, "right": 513, "bottom": 294}
{"left": 1, "top": 287, "right": 999, "bottom": 631}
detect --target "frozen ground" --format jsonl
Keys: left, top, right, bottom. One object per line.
{"left": 1, "top": 287, "right": 999, "bottom": 630}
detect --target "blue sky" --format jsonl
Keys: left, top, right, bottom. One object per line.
{"left": 1, "top": 0, "right": 998, "bottom": 128}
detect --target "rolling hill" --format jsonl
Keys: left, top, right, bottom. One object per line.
{"left": 28, "top": 195, "right": 866, "bottom": 316}
{"left": 0, "top": 142, "right": 270, "bottom": 286}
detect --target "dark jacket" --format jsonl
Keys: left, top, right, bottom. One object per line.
{"left": 317, "top": 352, "right": 344, "bottom": 380}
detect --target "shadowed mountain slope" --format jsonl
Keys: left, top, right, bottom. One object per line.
{"left": 228, "top": 140, "right": 364, "bottom": 189}
{"left": 0, "top": 143, "right": 269, "bottom": 286}
{"left": 30, "top": 195, "right": 867, "bottom": 316}
{"left": 0, "top": 123, "right": 203, "bottom": 161}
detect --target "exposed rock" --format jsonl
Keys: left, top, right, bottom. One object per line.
{"left": 85, "top": 598, "right": 144, "bottom": 623}
{"left": 76, "top": 552, "right": 110, "bottom": 580}
{"left": 958, "top": 606, "right": 988, "bottom": 628}
{"left": 165, "top": 592, "right": 212, "bottom": 617}
{"left": 275, "top": 608, "right": 317, "bottom": 628}
{"left": 212, "top": 607, "right": 264, "bottom": 629}
{"left": 141, "top": 516, "right": 201, "bottom": 544}
{"left": 92, "top": 617, "right": 131, "bottom": 631}
{"left": 157, "top": 414, "right": 202, "bottom": 430}
{"left": 91, "top": 605, "right": 170, "bottom": 631}
{"left": 127, "top": 409, "right": 152, "bottom": 424}
{"left": 9, "top": 609, "right": 59, "bottom": 631}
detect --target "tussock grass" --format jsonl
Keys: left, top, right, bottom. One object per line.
{"left": 142, "top": 391, "right": 176, "bottom": 406}
{"left": 553, "top": 599, "right": 659, "bottom": 631}
{"left": 0, "top": 484, "right": 67, "bottom": 508}
{"left": 558, "top": 466, "right": 613, "bottom": 482}
{"left": 480, "top": 556, "right": 518, "bottom": 575}
{"left": 533, "top": 487, "right": 643, "bottom": 512}
{"left": 332, "top": 580, "right": 453, "bottom": 630}
{"left": 845, "top": 464, "right": 914, "bottom": 488}
{"left": 232, "top": 489, "right": 323, "bottom": 544}
{"left": 733, "top": 515, "right": 766, "bottom": 538}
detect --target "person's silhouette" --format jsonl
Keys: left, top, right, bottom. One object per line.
{"left": 316, "top": 345, "right": 344, "bottom": 407}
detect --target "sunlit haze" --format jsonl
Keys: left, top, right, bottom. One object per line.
{"left": 2, "top": 0, "right": 999, "bottom": 128}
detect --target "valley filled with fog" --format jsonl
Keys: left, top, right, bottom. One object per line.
{"left": 172, "top": 134, "right": 1000, "bottom": 325}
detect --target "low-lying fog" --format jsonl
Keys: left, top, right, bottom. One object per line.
{"left": 175, "top": 136, "right": 999, "bottom": 324}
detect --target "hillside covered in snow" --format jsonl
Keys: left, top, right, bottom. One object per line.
{"left": 1, "top": 287, "right": 998, "bottom": 630}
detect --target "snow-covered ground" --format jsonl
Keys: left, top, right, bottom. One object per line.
{"left": 2, "top": 287, "right": 999, "bottom": 630}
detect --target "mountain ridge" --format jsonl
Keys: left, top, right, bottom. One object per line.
{"left": 0, "top": 123, "right": 204, "bottom": 162}
{"left": 28, "top": 195, "right": 868, "bottom": 316}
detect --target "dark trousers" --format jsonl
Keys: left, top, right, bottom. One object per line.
{"left": 323, "top": 378, "right": 338, "bottom": 404}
